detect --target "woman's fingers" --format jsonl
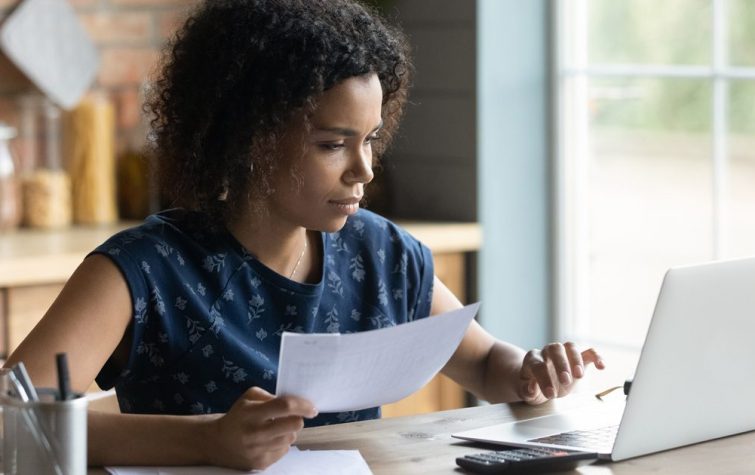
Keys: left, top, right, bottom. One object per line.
{"left": 520, "top": 379, "right": 544, "bottom": 405}
{"left": 263, "top": 430, "right": 301, "bottom": 448}
{"left": 209, "top": 389, "right": 319, "bottom": 471}
{"left": 581, "top": 348, "right": 606, "bottom": 370}
{"left": 521, "top": 343, "right": 606, "bottom": 402}
{"left": 542, "top": 343, "right": 572, "bottom": 386}
{"left": 235, "top": 388, "right": 317, "bottom": 422}
{"left": 263, "top": 415, "right": 306, "bottom": 438}
{"left": 259, "top": 395, "right": 318, "bottom": 421}
{"left": 564, "top": 342, "right": 585, "bottom": 378}
{"left": 244, "top": 386, "right": 276, "bottom": 402}
{"left": 521, "top": 349, "right": 557, "bottom": 399}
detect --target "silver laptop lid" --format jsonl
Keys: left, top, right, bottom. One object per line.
{"left": 612, "top": 256, "right": 755, "bottom": 461}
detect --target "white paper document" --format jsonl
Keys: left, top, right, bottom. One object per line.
{"left": 276, "top": 302, "right": 480, "bottom": 412}
{"left": 106, "top": 446, "right": 372, "bottom": 474}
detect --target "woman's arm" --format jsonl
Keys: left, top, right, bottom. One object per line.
{"left": 5, "top": 255, "right": 134, "bottom": 392}
{"left": 4, "top": 255, "right": 316, "bottom": 470}
{"left": 434, "top": 276, "right": 604, "bottom": 404}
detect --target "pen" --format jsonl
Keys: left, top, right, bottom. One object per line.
{"left": 56, "top": 353, "right": 72, "bottom": 401}
{"left": 12, "top": 361, "right": 39, "bottom": 402}
{"left": 7, "top": 363, "right": 64, "bottom": 475}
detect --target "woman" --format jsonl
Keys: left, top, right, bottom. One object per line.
{"left": 6, "top": 0, "right": 603, "bottom": 470}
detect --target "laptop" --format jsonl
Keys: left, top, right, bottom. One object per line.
{"left": 453, "top": 256, "right": 755, "bottom": 461}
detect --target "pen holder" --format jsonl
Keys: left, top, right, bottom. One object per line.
{"left": 1, "top": 393, "right": 87, "bottom": 475}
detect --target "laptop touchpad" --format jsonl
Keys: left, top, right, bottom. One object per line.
{"left": 517, "top": 405, "right": 623, "bottom": 434}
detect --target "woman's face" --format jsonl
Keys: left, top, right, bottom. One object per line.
{"left": 266, "top": 73, "right": 383, "bottom": 233}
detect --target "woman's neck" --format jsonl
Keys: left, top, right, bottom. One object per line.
{"left": 226, "top": 211, "right": 313, "bottom": 281}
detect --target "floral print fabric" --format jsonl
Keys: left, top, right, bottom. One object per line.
{"left": 91, "top": 208, "right": 434, "bottom": 426}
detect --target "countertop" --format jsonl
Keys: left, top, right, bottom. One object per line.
{"left": 0, "top": 220, "right": 482, "bottom": 288}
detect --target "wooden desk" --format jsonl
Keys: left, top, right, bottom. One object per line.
{"left": 86, "top": 393, "right": 755, "bottom": 473}
{"left": 296, "top": 394, "right": 755, "bottom": 474}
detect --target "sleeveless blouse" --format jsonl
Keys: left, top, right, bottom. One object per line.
{"left": 91, "top": 208, "right": 434, "bottom": 426}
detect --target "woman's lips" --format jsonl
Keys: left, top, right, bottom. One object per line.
{"left": 329, "top": 197, "right": 362, "bottom": 215}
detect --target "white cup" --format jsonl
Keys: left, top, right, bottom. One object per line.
{"left": 1, "top": 390, "right": 87, "bottom": 475}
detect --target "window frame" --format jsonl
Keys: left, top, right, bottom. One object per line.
{"left": 553, "top": 0, "right": 755, "bottom": 346}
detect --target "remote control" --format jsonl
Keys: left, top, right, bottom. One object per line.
{"left": 456, "top": 446, "right": 598, "bottom": 473}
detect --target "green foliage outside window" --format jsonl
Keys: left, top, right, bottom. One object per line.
{"left": 587, "top": 0, "right": 755, "bottom": 134}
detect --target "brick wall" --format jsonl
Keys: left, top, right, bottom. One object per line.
{"left": 0, "top": 0, "right": 479, "bottom": 222}
{"left": 0, "top": 0, "right": 200, "bottom": 152}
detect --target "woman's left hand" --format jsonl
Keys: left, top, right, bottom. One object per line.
{"left": 518, "top": 342, "right": 605, "bottom": 405}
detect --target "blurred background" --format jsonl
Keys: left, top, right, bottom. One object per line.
{"left": 1, "top": 0, "right": 754, "bottom": 411}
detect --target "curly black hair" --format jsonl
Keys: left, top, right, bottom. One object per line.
{"left": 145, "top": 0, "right": 412, "bottom": 225}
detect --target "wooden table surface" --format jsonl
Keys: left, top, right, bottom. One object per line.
{"left": 295, "top": 394, "right": 755, "bottom": 474}
{"left": 88, "top": 393, "right": 755, "bottom": 474}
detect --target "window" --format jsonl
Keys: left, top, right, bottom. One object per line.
{"left": 555, "top": 0, "right": 755, "bottom": 371}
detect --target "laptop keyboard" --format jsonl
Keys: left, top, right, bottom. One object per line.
{"left": 527, "top": 424, "right": 619, "bottom": 452}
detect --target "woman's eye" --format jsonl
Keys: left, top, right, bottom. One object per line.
{"left": 319, "top": 143, "right": 345, "bottom": 151}
{"left": 364, "top": 134, "right": 380, "bottom": 145}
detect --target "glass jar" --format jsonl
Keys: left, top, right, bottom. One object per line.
{"left": 0, "top": 122, "right": 21, "bottom": 231}
{"left": 117, "top": 89, "right": 156, "bottom": 221}
{"left": 19, "top": 97, "right": 72, "bottom": 229}
{"left": 65, "top": 91, "right": 117, "bottom": 225}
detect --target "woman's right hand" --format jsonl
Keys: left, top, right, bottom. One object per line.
{"left": 204, "top": 386, "right": 318, "bottom": 470}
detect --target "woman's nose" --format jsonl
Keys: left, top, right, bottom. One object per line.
{"left": 344, "top": 146, "right": 374, "bottom": 185}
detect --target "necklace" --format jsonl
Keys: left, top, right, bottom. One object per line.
{"left": 289, "top": 233, "right": 308, "bottom": 279}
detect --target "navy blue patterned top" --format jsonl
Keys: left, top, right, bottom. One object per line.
{"left": 91, "top": 208, "right": 434, "bottom": 426}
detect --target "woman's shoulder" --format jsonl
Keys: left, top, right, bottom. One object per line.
{"left": 333, "top": 209, "right": 430, "bottom": 269}
{"left": 339, "top": 209, "right": 416, "bottom": 246}
{"left": 95, "top": 208, "right": 231, "bottom": 261}
{"left": 332, "top": 210, "right": 434, "bottom": 323}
